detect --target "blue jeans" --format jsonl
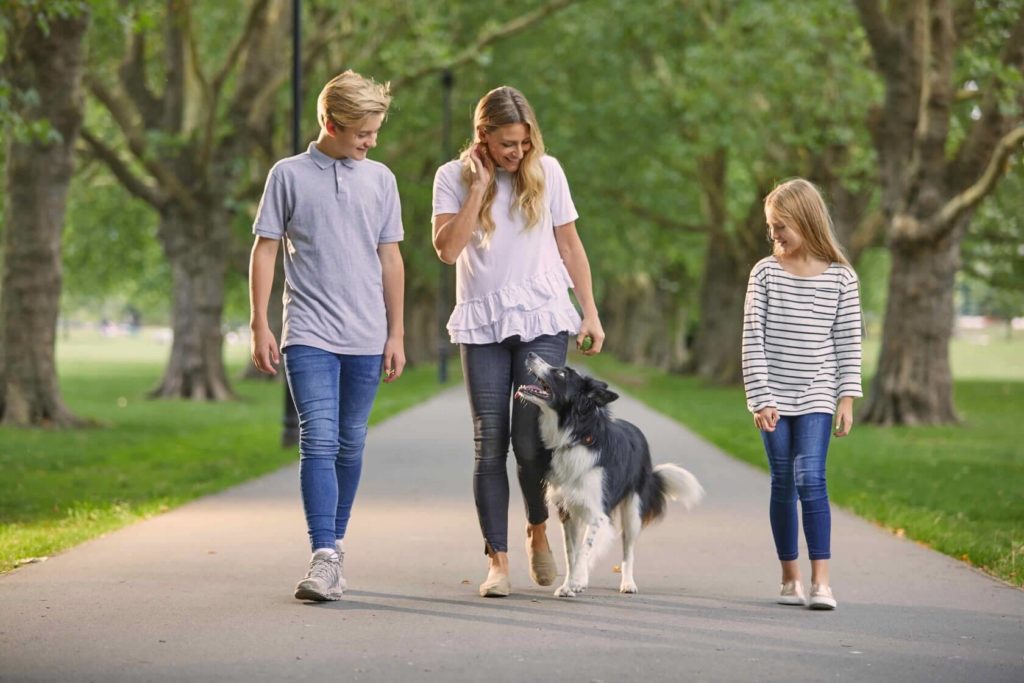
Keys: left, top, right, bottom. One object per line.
{"left": 284, "top": 345, "right": 382, "bottom": 551}
{"left": 460, "top": 333, "right": 569, "bottom": 554}
{"left": 760, "top": 412, "right": 833, "bottom": 561}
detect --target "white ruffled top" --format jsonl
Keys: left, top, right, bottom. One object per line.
{"left": 432, "top": 155, "right": 582, "bottom": 344}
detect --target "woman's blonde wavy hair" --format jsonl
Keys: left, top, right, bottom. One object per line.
{"left": 764, "top": 178, "right": 851, "bottom": 268}
{"left": 459, "top": 86, "right": 546, "bottom": 241}
{"left": 317, "top": 70, "right": 392, "bottom": 129}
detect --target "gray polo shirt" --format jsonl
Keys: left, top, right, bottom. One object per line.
{"left": 253, "top": 142, "right": 403, "bottom": 355}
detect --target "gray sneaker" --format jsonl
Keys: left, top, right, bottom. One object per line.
{"left": 294, "top": 548, "right": 344, "bottom": 601}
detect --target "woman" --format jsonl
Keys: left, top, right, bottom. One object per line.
{"left": 431, "top": 86, "right": 605, "bottom": 597}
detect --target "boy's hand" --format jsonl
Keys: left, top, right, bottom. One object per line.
{"left": 382, "top": 337, "right": 405, "bottom": 383}
{"left": 251, "top": 325, "right": 280, "bottom": 376}
{"left": 754, "top": 406, "right": 779, "bottom": 432}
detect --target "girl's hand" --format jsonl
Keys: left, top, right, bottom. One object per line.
{"left": 834, "top": 397, "right": 854, "bottom": 437}
{"left": 577, "top": 316, "right": 605, "bottom": 356}
{"left": 467, "top": 144, "right": 493, "bottom": 189}
{"left": 754, "top": 406, "right": 779, "bottom": 432}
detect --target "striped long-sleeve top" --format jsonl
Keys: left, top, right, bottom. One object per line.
{"left": 742, "top": 256, "right": 863, "bottom": 416}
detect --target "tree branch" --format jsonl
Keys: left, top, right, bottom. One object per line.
{"left": 853, "top": 0, "right": 900, "bottom": 78}
{"left": 610, "top": 192, "right": 706, "bottom": 234}
{"left": 86, "top": 75, "right": 201, "bottom": 215}
{"left": 390, "top": 0, "right": 578, "bottom": 90}
{"left": 936, "top": 125, "right": 1024, "bottom": 232}
{"left": 79, "top": 127, "right": 165, "bottom": 209}
{"left": 118, "top": 26, "right": 162, "bottom": 131}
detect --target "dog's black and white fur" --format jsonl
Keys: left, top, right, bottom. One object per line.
{"left": 516, "top": 353, "right": 704, "bottom": 597}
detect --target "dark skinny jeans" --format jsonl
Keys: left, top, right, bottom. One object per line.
{"left": 460, "top": 332, "right": 569, "bottom": 554}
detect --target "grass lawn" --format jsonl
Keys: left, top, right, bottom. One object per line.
{"left": 582, "top": 336, "right": 1024, "bottom": 588}
{"left": 0, "top": 331, "right": 460, "bottom": 574}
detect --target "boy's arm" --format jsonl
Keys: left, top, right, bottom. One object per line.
{"left": 378, "top": 241, "right": 405, "bottom": 383}
{"left": 249, "top": 236, "right": 281, "bottom": 375}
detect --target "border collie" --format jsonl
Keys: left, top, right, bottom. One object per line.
{"left": 516, "top": 352, "right": 704, "bottom": 597}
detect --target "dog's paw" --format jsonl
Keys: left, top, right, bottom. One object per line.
{"left": 554, "top": 584, "right": 576, "bottom": 598}
{"left": 568, "top": 579, "right": 588, "bottom": 594}
{"left": 619, "top": 581, "right": 638, "bottom": 594}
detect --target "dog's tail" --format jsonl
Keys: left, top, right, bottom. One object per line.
{"left": 641, "top": 464, "right": 705, "bottom": 525}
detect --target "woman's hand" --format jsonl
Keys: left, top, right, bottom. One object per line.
{"left": 577, "top": 316, "right": 605, "bottom": 356}
{"left": 834, "top": 397, "right": 854, "bottom": 437}
{"left": 467, "top": 143, "right": 493, "bottom": 190}
{"left": 754, "top": 406, "right": 779, "bottom": 432}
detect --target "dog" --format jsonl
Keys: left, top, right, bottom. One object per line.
{"left": 515, "top": 352, "right": 704, "bottom": 597}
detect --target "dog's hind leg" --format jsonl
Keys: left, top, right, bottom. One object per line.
{"left": 619, "top": 495, "right": 642, "bottom": 593}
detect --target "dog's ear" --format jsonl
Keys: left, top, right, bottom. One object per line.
{"left": 588, "top": 379, "right": 619, "bottom": 406}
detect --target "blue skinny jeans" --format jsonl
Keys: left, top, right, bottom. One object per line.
{"left": 284, "top": 345, "right": 382, "bottom": 551}
{"left": 760, "top": 412, "right": 833, "bottom": 561}
{"left": 460, "top": 332, "right": 569, "bottom": 554}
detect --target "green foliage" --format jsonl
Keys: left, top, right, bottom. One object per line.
{"left": 0, "top": 332, "right": 460, "bottom": 573}
{"left": 583, "top": 348, "right": 1024, "bottom": 587}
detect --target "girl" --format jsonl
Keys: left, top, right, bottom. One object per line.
{"left": 431, "top": 86, "right": 605, "bottom": 597}
{"left": 741, "top": 178, "right": 862, "bottom": 610}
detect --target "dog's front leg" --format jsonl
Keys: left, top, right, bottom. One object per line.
{"left": 555, "top": 510, "right": 583, "bottom": 598}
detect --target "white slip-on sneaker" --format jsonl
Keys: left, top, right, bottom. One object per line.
{"left": 778, "top": 580, "right": 807, "bottom": 606}
{"left": 809, "top": 583, "right": 837, "bottom": 610}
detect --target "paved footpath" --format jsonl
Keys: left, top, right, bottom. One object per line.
{"left": 1, "top": 384, "right": 1022, "bottom": 682}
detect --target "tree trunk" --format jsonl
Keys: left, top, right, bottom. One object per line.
{"left": 0, "top": 7, "right": 89, "bottom": 426}
{"left": 151, "top": 211, "right": 233, "bottom": 400}
{"left": 688, "top": 226, "right": 757, "bottom": 385}
{"left": 861, "top": 231, "right": 960, "bottom": 425}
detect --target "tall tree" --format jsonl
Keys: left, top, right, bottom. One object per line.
{"left": 0, "top": 1, "right": 90, "bottom": 426}
{"left": 855, "top": 0, "right": 1024, "bottom": 425}
{"left": 80, "top": 0, "right": 577, "bottom": 399}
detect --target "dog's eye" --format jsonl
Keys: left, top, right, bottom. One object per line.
{"left": 556, "top": 370, "right": 565, "bottom": 378}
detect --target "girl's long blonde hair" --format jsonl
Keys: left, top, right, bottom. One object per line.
{"left": 459, "top": 86, "right": 546, "bottom": 241}
{"left": 764, "top": 178, "right": 851, "bottom": 268}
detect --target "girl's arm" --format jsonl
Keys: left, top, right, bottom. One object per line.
{"left": 742, "top": 267, "right": 777, "bottom": 417}
{"left": 554, "top": 221, "right": 605, "bottom": 355}
{"left": 834, "top": 271, "right": 864, "bottom": 403}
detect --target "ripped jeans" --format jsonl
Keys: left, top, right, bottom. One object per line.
{"left": 760, "top": 412, "right": 833, "bottom": 561}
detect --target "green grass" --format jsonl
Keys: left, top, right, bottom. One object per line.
{"left": 583, "top": 339, "right": 1024, "bottom": 587}
{"left": 0, "top": 331, "right": 460, "bottom": 573}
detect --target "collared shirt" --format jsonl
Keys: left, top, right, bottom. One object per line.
{"left": 253, "top": 142, "right": 403, "bottom": 355}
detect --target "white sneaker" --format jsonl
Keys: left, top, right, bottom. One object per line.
{"left": 294, "top": 548, "right": 344, "bottom": 601}
{"left": 809, "top": 584, "right": 837, "bottom": 610}
{"left": 777, "top": 580, "right": 807, "bottom": 606}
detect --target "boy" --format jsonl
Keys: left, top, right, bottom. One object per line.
{"left": 249, "top": 70, "right": 405, "bottom": 601}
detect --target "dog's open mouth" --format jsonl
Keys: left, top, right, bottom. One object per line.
{"left": 515, "top": 381, "right": 551, "bottom": 401}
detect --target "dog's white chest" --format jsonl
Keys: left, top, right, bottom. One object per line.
{"left": 546, "top": 444, "right": 601, "bottom": 511}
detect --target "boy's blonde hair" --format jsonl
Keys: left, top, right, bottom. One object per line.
{"left": 459, "top": 86, "right": 547, "bottom": 240}
{"left": 317, "top": 70, "right": 392, "bottom": 129}
{"left": 764, "top": 178, "right": 851, "bottom": 268}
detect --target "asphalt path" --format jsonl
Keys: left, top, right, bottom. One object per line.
{"left": 1, "top": 384, "right": 1021, "bottom": 682}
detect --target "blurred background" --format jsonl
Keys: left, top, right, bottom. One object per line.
{"left": 1, "top": 0, "right": 1021, "bottom": 584}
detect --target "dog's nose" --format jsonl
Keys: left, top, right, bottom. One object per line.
{"left": 525, "top": 352, "right": 539, "bottom": 362}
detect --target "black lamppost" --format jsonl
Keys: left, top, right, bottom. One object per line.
{"left": 438, "top": 68, "right": 454, "bottom": 384}
{"left": 282, "top": 0, "right": 302, "bottom": 447}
